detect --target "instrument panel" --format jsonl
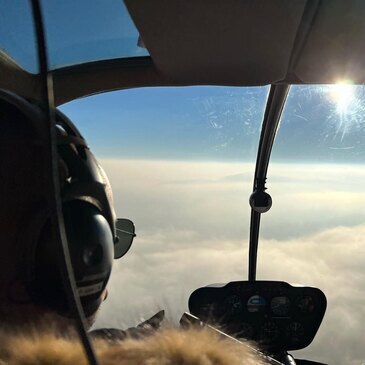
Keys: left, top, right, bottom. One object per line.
{"left": 188, "top": 281, "right": 326, "bottom": 351}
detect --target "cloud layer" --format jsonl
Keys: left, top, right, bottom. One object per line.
{"left": 94, "top": 159, "right": 365, "bottom": 365}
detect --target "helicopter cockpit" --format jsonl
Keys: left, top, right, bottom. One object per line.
{"left": 1, "top": 1, "right": 365, "bottom": 365}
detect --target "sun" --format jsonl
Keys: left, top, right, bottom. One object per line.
{"left": 328, "top": 82, "right": 355, "bottom": 114}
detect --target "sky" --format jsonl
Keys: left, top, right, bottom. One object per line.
{"left": 61, "top": 86, "right": 268, "bottom": 161}
{"left": 60, "top": 84, "right": 365, "bottom": 365}
{"left": 0, "top": 0, "right": 38, "bottom": 72}
{"left": 60, "top": 84, "right": 365, "bottom": 163}
{"left": 0, "top": 0, "right": 147, "bottom": 73}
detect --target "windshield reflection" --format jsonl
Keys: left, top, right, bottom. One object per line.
{"left": 273, "top": 85, "right": 365, "bottom": 164}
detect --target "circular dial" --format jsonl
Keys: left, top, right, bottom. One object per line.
{"left": 296, "top": 295, "right": 315, "bottom": 314}
{"left": 260, "top": 321, "right": 280, "bottom": 343}
{"left": 247, "top": 295, "right": 266, "bottom": 313}
{"left": 271, "top": 296, "right": 291, "bottom": 316}
{"left": 286, "top": 321, "right": 305, "bottom": 343}
{"left": 224, "top": 295, "right": 243, "bottom": 315}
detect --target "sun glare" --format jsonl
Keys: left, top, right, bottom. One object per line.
{"left": 328, "top": 82, "right": 355, "bottom": 114}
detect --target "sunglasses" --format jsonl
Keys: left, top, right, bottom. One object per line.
{"left": 114, "top": 218, "right": 136, "bottom": 259}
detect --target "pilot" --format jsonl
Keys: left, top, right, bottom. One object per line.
{"left": 0, "top": 89, "right": 143, "bottom": 332}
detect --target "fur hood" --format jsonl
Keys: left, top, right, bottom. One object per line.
{"left": 0, "top": 327, "right": 267, "bottom": 365}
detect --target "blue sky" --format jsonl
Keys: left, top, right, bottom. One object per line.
{"left": 60, "top": 84, "right": 365, "bottom": 164}
{"left": 0, "top": 0, "right": 38, "bottom": 72}
{"left": 0, "top": 0, "right": 147, "bottom": 72}
{"left": 40, "top": 0, "right": 148, "bottom": 69}
{"left": 275, "top": 85, "right": 365, "bottom": 163}
{"left": 60, "top": 86, "right": 268, "bottom": 162}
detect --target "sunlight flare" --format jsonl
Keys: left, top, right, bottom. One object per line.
{"left": 328, "top": 81, "right": 355, "bottom": 114}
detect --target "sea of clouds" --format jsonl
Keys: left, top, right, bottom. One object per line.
{"left": 93, "top": 159, "right": 365, "bottom": 365}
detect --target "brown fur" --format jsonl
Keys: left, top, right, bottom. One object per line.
{"left": 0, "top": 327, "right": 267, "bottom": 365}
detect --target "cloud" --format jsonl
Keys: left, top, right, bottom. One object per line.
{"left": 93, "top": 159, "right": 365, "bottom": 365}
{"left": 258, "top": 225, "right": 365, "bottom": 365}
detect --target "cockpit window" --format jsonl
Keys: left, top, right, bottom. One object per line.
{"left": 40, "top": 0, "right": 149, "bottom": 70}
{"left": 0, "top": 0, "right": 39, "bottom": 73}
{"left": 0, "top": 0, "right": 148, "bottom": 73}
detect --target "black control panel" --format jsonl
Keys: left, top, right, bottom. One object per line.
{"left": 188, "top": 281, "right": 326, "bottom": 351}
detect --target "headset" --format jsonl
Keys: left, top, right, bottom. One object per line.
{"left": 0, "top": 89, "right": 119, "bottom": 318}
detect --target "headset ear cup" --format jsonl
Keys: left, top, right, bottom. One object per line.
{"left": 33, "top": 201, "right": 114, "bottom": 317}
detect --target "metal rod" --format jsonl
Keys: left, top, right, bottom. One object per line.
{"left": 30, "top": 2, "right": 99, "bottom": 365}
{"left": 247, "top": 0, "right": 321, "bottom": 280}
{"left": 248, "top": 84, "right": 290, "bottom": 281}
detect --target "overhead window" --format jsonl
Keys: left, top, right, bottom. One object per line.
{"left": 40, "top": 0, "right": 149, "bottom": 70}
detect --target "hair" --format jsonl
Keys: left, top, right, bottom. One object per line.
{"left": 0, "top": 326, "right": 267, "bottom": 365}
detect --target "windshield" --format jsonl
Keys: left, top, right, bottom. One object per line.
{"left": 60, "top": 84, "right": 365, "bottom": 365}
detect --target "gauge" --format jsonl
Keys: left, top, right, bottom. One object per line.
{"left": 271, "top": 296, "right": 291, "bottom": 316}
{"left": 296, "top": 296, "right": 315, "bottom": 314}
{"left": 247, "top": 295, "right": 266, "bottom": 313}
{"left": 286, "top": 322, "right": 305, "bottom": 343}
{"left": 259, "top": 321, "right": 279, "bottom": 343}
{"left": 224, "top": 295, "right": 243, "bottom": 315}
